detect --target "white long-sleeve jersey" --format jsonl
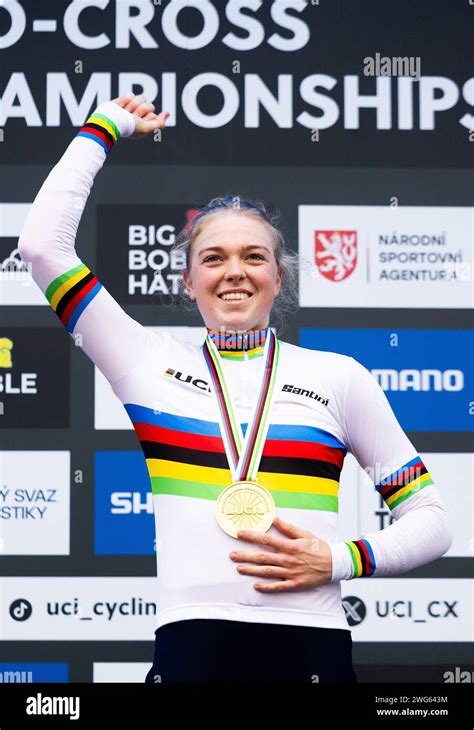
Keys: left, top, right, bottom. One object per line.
{"left": 17, "top": 102, "right": 453, "bottom": 632}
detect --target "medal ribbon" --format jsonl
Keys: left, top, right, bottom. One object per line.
{"left": 201, "top": 327, "right": 280, "bottom": 483}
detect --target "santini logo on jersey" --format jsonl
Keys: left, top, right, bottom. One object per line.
{"left": 282, "top": 384, "right": 329, "bottom": 406}
{"left": 164, "top": 368, "right": 211, "bottom": 393}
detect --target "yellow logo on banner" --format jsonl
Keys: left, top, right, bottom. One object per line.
{"left": 0, "top": 337, "right": 13, "bottom": 368}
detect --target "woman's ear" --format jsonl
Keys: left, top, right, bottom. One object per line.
{"left": 274, "top": 265, "right": 283, "bottom": 296}
{"left": 182, "top": 270, "right": 196, "bottom": 300}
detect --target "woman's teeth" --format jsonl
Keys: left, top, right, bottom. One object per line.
{"left": 221, "top": 292, "right": 251, "bottom": 300}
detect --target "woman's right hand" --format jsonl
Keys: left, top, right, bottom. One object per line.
{"left": 111, "top": 92, "right": 170, "bottom": 139}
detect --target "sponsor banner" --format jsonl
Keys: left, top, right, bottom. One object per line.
{"left": 338, "top": 454, "right": 474, "bottom": 558}
{"left": 0, "top": 663, "right": 69, "bottom": 683}
{"left": 343, "top": 579, "right": 472, "bottom": 642}
{"left": 93, "top": 663, "right": 150, "bottom": 683}
{"left": 0, "top": 451, "right": 70, "bottom": 556}
{"left": 0, "top": 1, "right": 472, "bottom": 168}
{"left": 0, "top": 329, "right": 70, "bottom": 428}
{"left": 299, "top": 206, "right": 474, "bottom": 309}
{"left": 95, "top": 326, "right": 205, "bottom": 430}
{"left": 96, "top": 204, "right": 199, "bottom": 304}
{"left": 1, "top": 577, "right": 470, "bottom": 642}
{"left": 94, "top": 452, "right": 154, "bottom": 556}
{"left": 1, "top": 578, "right": 158, "bottom": 641}
{"left": 0, "top": 204, "right": 46, "bottom": 306}
{"left": 299, "top": 328, "right": 473, "bottom": 431}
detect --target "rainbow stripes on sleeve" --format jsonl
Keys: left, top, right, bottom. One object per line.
{"left": 376, "top": 455, "right": 434, "bottom": 510}
{"left": 45, "top": 262, "right": 102, "bottom": 333}
{"left": 344, "top": 455, "right": 435, "bottom": 578}
{"left": 76, "top": 111, "right": 121, "bottom": 154}
{"left": 346, "top": 538, "right": 376, "bottom": 578}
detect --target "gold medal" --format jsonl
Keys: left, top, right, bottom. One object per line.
{"left": 216, "top": 480, "right": 276, "bottom": 538}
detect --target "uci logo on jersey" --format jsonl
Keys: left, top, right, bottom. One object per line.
{"left": 164, "top": 368, "right": 211, "bottom": 394}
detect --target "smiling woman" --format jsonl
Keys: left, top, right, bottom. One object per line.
{"left": 185, "top": 206, "right": 282, "bottom": 334}
{"left": 17, "top": 93, "right": 453, "bottom": 685}
{"left": 171, "top": 194, "right": 299, "bottom": 333}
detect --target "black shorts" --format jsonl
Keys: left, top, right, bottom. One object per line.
{"left": 144, "top": 618, "right": 357, "bottom": 683}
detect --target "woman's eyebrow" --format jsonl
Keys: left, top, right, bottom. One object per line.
{"left": 199, "top": 244, "right": 271, "bottom": 254}
{"left": 199, "top": 246, "right": 222, "bottom": 253}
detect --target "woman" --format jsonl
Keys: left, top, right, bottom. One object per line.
{"left": 18, "top": 93, "right": 453, "bottom": 684}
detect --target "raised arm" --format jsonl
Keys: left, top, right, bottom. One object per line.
{"left": 329, "top": 356, "right": 454, "bottom": 581}
{"left": 17, "top": 94, "right": 169, "bottom": 385}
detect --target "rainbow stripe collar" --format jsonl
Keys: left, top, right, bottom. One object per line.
{"left": 206, "top": 327, "right": 268, "bottom": 359}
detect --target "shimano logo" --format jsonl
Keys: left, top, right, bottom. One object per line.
{"left": 111, "top": 492, "right": 153, "bottom": 514}
{"left": 371, "top": 369, "right": 463, "bottom": 392}
{"left": 164, "top": 368, "right": 211, "bottom": 393}
{"left": 282, "top": 384, "right": 329, "bottom": 406}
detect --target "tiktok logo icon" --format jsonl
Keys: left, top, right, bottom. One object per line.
{"left": 9, "top": 598, "right": 33, "bottom": 622}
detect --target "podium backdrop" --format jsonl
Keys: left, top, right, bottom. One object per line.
{"left": 0, "top": 0, "right": 472, "bottom": 683}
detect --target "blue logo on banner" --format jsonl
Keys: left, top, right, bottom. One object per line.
{"left": 95, "top": 452, "right": 154, "bottom": 555}
{"left": 0, "top": 663, "right": 68, "bottom": 683}
{"left": 299, "top": 329, "right": 473, "bottom": 431}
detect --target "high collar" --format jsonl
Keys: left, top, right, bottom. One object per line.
{"left": 206, "top": 326, "right": 269, "bottom": 351}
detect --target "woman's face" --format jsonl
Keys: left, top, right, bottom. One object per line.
{"left": 183, "top": 211, "right": 282, "bottom": 333}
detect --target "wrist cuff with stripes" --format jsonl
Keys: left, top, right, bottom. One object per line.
{"left": 77, "top": 111, "right": 121, "bottom": 155}
{"left": 346, "top": 538, "right": 376, "bottom": 578}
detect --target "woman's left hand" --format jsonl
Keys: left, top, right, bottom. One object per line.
{"left": 229, "top": 515, "right": 333, "bottom": 592}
